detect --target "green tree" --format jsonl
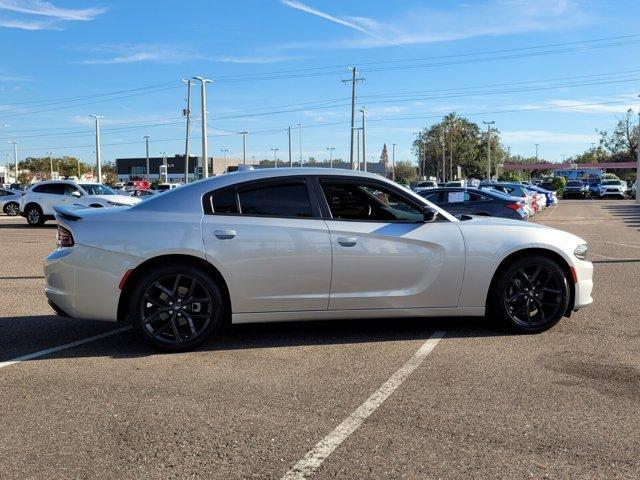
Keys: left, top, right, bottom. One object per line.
{"left": 551, "top": 176, "right": 566, "bottom": 193}
{"left": 392, "top": 160, "right": 418, "bottom": 185}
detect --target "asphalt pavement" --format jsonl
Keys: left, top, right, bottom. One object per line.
{"left": 0, "top": 199, "right": 638, "bottom": 479}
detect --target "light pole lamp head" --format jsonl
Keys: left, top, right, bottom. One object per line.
{"left": 143, "top": 135, "right": 150, "bottom": 140}
{"left": 193, "top": 76, "right": 213, "bottom": 84}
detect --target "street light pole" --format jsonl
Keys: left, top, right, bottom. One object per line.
{"left": 220, "top": 148, "right": 229, "bottom": 173}
{"left": 160, "top": 151, "right": 167, "bottom": 183}
{"left": 356, "top": 129, "right": 361, "bottom": 170}
{"left": 535, "top": 143, "right": 539, "bottom": 161}
{"left": 47, "top": 151, "right": 54, "bottom": 179}
{"left": 241, "top": 132, "right": 248, "bottom": 165}
{"left": 90, "top": 115, "right": 103, "bottom": 183}
{"left": 271, "top": 148, "right": 279, "bottom": 168}
{"left": 326, "top": 147, "right": 335, "bottom": 168}
{"left": 10, "top": 141, "right": 18, "bottom": 183}
{"left": 193, "top": 76, "right": 213, "bottom": 178}
{"left": 359, "top": 107, "right": 366, "bottom": 172}
{"left": 181, "top": 79, "right": 193, "bottom": 183}
{"left": 297, "top": 123, "right": 303, "bottom": 166}
{"left": 637, "top": 95, "right": 640, "bottom": 205}
{"left": 392, "top": 143, "right": 396, "bottom": 181}
{"left": 483, "top": 121, "right": 495, "bottom": 181}
{"left": 143, "top": 135, "right": 151, "bottom": 183}
{"left": 288, "top": 126, "right": 292, "bottom": 167}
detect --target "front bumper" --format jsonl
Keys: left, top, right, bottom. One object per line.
{"left": 45, "top": 244, "right": 141, "bottom": 322}
{"left": 572, "top": 258, "right": 593, "bottom": 310}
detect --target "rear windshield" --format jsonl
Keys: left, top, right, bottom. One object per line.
{"left": 602, "top": 180, "right": 621, "bottom": 185}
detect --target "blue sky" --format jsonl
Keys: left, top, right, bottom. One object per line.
{"left": 0, "top": 0, "right": 639, "bottom": 166}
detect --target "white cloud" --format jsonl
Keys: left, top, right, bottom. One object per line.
{"left": 518, "top": 98, "right": 639, "bottom": 114}
{"left": 502, "top": 130, "right": 598, "bottom": 144}
{"left": 0, "top": 0, "right": 105, "bottom": 21}
{"left": 79, "top": 44, "right": 205, "bottom": 65}
{"left": 0, "top": 17, "right": 55, "bottom": 29}
{"left": 278, "top": 0, "right": 592, "bottom": 50}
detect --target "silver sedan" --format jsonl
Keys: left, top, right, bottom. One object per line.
{"left": 44, "top": 169, "right": 593, "bottom": 351}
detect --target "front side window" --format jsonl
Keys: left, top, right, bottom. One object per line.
{"left": 238, "top": 183, "right": 313, "bottom": 217}
{"left": 320, "top": 180, "right": 422, "bottom": 222}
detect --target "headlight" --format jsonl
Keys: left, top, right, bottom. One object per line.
{"left": 574, "top": 244, "right": 588, "bottom": 260}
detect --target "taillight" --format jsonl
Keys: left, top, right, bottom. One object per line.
{"left": 56, "top": 226, "right": 74, "bottom": 248}
{"left": 506, "top": 203, "right": 522, "bottom": 211}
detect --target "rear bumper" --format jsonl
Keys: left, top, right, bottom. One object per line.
{"left": 44, "top": 244, "right": 141, "bottom": 322}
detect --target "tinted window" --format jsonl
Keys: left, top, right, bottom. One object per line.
{"left": 65, "top": 184, "right": 80, "bottom": 195}
{"left": 567, "top": 181, "right": 583, "bottom": 187}
{"left": 81, "top": 184, "right": 115, "bottom": 195}
{"left": 0, "top": 190, "right": 9, "bottom": 197}
{"left": 423, "top": 191, "right": 442, "bottom": 202}
{"left": 211, "top": 187, "right": 238, "bottom": 214}
{"left": 238, "top": 183, "right": 312, "bottom": 217}
{"left": 321, "top": 181, "right": 422, "bottom": 221}
{"left": 33, "top": 183, "right": 65, "bottom": 195}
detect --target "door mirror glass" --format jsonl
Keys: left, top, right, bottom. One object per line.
{"left": 422, "top": 205, "right": 438, "bottom": 222}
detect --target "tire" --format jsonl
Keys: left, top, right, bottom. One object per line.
{"left": 3, "top": 202, "right": 19, "bottom": 216}
{"left": 128, "top": 262, "right": 224, "bottom": 351}
{"left": 25, "top": 204, "right": 45, "bottom": 226}
{"left": 492, "top": 255, "right": 570, "bottom": 333}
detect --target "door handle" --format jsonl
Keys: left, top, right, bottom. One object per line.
{"left": 214, "top": 229, "right": 236, "bottom": 240}
{"left": 337, "top": 237, "right": 358, "bottom": 247}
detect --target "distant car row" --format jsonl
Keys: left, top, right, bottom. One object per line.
{"left": 562, "top": 179, "right": 633, "bottom": 199}
{"left": 410, "top": 181, "right": 557, "bottom": 220}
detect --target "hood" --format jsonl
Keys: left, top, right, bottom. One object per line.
{"left": 458, "top": 215, "right": 550, "bottom": 230}
{"left": 89, "top": 194, "right": 140, "bottom": 205}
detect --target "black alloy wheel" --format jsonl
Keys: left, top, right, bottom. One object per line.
{"left": 495, "top": 255, "right": 569, "bottom": 333}
{"left": 130, "top": 263, "right": 224, "bottom": 351}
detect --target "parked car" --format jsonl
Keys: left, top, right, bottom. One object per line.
{"left": 45, "top": 168, "right": 592, "bottom": 351}
{"left": 412, "top": 180, "right": 437, "bottom": 194}
{"left": 0, "top": 187, "right": 21, "bottom": 216}
{"left": 598, "top": 179, "right": 626, "bottom": 198}
{"left": 155, "top": 183, "right": 182, "bottom": 192}
{"left": 479, "top": 182, "right": 536, "bottom": 216}
{"left": 563, "top": 180, "right": 589, "bottom": 199}
{"left": 19, "top": 180, "right": 141, "bottom": 226}
{"left": 586, "top": 179, "right": 601, "bottom": 197}
{"left": 631, "top": 181, "right": 637, "bottom": 199}
{"left": 127, "top": 188, "right": 156, "bottom": 198}
{"left": 419, "top": 187, "right": 528, "bottom": 220}
{"left": 523, "top": 184, "right": 558, "bottom": 207}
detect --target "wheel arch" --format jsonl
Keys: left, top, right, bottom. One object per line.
{"left": 486, "top": 247, "right": 575, "bottom": 317}
{"left": 117, "top": 254, "right": 231, "bottom": 325}
{"left": 24, "top": 201, "right": 42, "bottom": 212}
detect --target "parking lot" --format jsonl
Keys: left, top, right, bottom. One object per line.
{"left": 1, "top": 199, "right": 639, "bottom": 479}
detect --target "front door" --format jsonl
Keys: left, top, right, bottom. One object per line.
{"left": 317, "top": 177, "right": 465, "bottom": 310}
{"left": 201, "top": 177, "right": 332, "bottom": 313}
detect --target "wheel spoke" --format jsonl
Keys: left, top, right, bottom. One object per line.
{"left": 172, "top": 274, "right": 182, "bottom": 296}
{"left": 143, "top": 309, "right": 165, "bottom": 325}
{"left": 530, "top": 265, "right": 542, "bottom": 285}
{"left": 153, "top": 282, "right": 174, "bottom": 299}
{"left": 169, "top": 313, "right": 182, "bottom": 342}
{"left": 183, "top": 313, "right": 198, "bottom": 337}
{"left": 143, "top": 294, "right": 167, "bottom": 308}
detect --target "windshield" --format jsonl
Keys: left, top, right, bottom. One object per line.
{"left": 81, "top": 184, "right": 116, "bottom": 195}
{"left": 567, "top": 181, "right": 583, "bottom": 187}
{"left": 602, "top": 180, "right": 621, "bottom": 185}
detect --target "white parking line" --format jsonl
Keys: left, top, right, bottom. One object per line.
{"left": 280, "top": 330, "right": 446, "bottom": 480}
{"left": 0, "top": 326, "right": 132, "bottom": 369}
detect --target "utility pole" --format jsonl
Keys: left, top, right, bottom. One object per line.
{"left": 181, "top": 79, "right": 193, "bottom": 183}
{"left": 271, "top": 148, "right": 279, "bottom": 168}
{"left": 193, "top": 76, "right": 213, "bottom": 178}
{"left": 391, "top": 143, "right": 396, "bottom": 181}
{"left": 342, "top": 67, "right": 365, "bottom": 170}
{"left": 77, "top": 157, "right": 81, "bottom": 179}
{"left": 47, "top": 151, "right": 54, "bottom": 179}
{"left": 326, "top": 147, "right": 335, "bottom": 168}
{"left": 413, "top": 132, "right": 422, "bottom": 179}
{"left": 359, "top": 107, "right": 367, "bottom": 172}
{"left": 220, "top": 148, "right": 229, "bottom": 173}
{"left": 535, "top": 143, "right": 539, "bottom": 161}
{"left": 241, "top": 132, "right": 248, "bottom": 164}
{"left": 90, "top": 114, "right": 103, "bottom": 183}
{"left": 143, "top": 135, "right": 151, "bottom": 183}
{"left": 483, "top": 121, "right": 495, "bottom": 181}
{"left": 10, "top": 141, "right": 18, "bottom": 183}
{"left": 636, "top": 95, "right": 640, "bottom": 205}
{"left": 297, "top": 123, "right": 303, "bottom": 166}
{"left": 356, "top": 129, "right": 361, "bottom": 170}
{"left": 288, "top": 126, "right": 292, "bottom": 167}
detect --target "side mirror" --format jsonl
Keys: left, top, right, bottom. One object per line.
{"left": 422, "top": 205, "right": 438, "bottom": 222}
{"left": 71, "top": 191, "right": 82, "bottom": 198}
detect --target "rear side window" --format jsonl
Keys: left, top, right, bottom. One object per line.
{"left": 238, "top": 183, "right": 312, "bottom": 217}
{"left": 33, "top": 183, "right": 65, "bottom": 195}
{"left": 211, "top": 187, "right": 238, "bottom": 214}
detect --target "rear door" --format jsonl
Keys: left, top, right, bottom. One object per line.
{"left": 316, "top": 176, "right": 465, "bottom": 310}
{"left": 39, "top": 183, "right": 67, "bottom": 214}
{"left": 201, "top": 176, "right": 332, "bottom": 313}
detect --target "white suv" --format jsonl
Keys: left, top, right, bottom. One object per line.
{"left": 598, "top": 179, "right": 627, "bottom": 198}
{"left": 19, "top": 180, "right": 141, "bottom": 226}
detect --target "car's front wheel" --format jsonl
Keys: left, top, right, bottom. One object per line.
{"left": 25, "top": 204, "right": 45, "bottom": 226}
{"left": 129, "top": 262, "right": 224, "bottom": 351}
{"left": 493, "top": 255, "right": 570, "bottom": 333}
{"left": 3, "top": 202, "right": 19, "bottom": 216}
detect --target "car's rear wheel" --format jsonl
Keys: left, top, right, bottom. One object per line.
{"left": 25, "top": 204, "right": 45, "bottom": 226}
{"left": 3, "top": 202, "right": 19, "bottom": 216}
{"left": 494, "top": 255, "right": 569, "bottom": 333}
{"left": 129, "top": 263, "right": 224, "bottom": 351}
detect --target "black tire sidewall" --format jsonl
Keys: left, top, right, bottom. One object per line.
{"left": 128, "top": 262, "right": 224, "bottom": 351}
{"left": 494, "top": 255, "right": 570, "bottom": 333}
